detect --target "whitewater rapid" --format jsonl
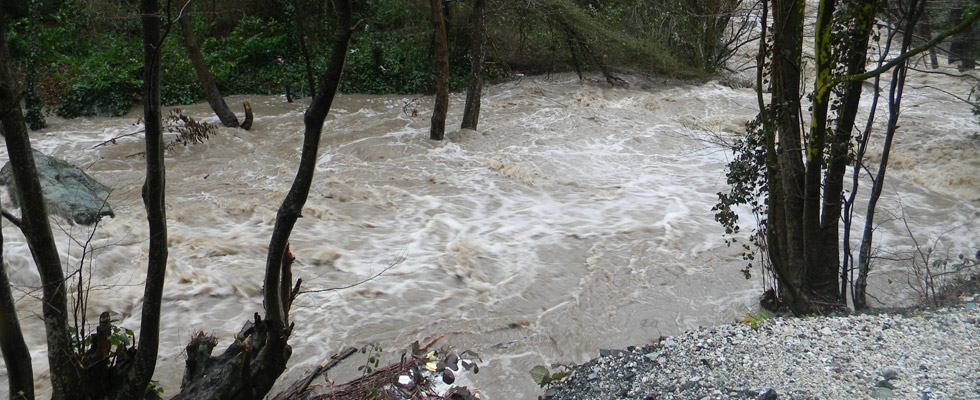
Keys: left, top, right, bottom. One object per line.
{"left": 1, "top": 72, "right": 977, "bottom": 398}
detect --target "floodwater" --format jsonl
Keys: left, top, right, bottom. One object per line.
{"left": 1, "top": 71, "right": 977, "bottom": 399}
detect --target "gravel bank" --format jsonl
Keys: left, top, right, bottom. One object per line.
{"left": 543, "top": 302, "right": 980, "bottom": 400}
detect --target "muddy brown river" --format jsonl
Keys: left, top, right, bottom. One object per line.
{"left": 1, "top": 72, "right": 978, "bottom": 398}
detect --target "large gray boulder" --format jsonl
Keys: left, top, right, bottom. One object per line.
{"left": 0, "top": 150, "right": 114, "bottom": 225}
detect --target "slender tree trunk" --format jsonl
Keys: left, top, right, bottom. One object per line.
{"left": 429, "top": 0, "right": 450, "bottom": 140}
{"left": 564, "top": 32, "right": 584, "bottom": 80}
{"left": 461, "top": 0, "right": 486, "bottom": 130}
{"left": 0, "top": 13, "right": 79, "bottom": 399}
{"left": 291, "top": 0, "right": 317, "bottom": 97}
{"left": 265, "top": 0, "right": 352, "bottom": 331}
{"left": 855, "top": 0, "right": 923, "bottom": 310}
{"left": 920, "top": 5, "right": 939, "bottom": 69}
{"left": 0, "top": 207, "right": 34, "bottom": 400}
{"left": 178, "top": 3, "right": 351, "bottom": 399}
{"left": 813, "top": 0, "right": 879, "bottom": 306}
{"left": 116, "top": 0, "right": 169, "bottom": 397}
{"left": 179, "top": 1, "right": 240, "bottom": 127}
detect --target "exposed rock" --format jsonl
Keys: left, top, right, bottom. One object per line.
{"left": 0, "top": 150, "right": 114, "bottom": 225}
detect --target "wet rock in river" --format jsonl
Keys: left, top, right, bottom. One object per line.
{"left": 0, "top": 150, "right": 114, "bottom": 225}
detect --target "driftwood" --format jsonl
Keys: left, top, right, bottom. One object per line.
{"left": 268, "top": 335, "right": 479, "bottom": 400}
{"left": 270, "top": 347, "right": 357, "bottom": 400}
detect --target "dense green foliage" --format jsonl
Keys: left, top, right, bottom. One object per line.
{"left": 7, "top": 0, "right": 743, "bottom": 120}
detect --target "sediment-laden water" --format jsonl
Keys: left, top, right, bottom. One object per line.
{"left": 1, "top": 71, "right": 977, "bottom": 398}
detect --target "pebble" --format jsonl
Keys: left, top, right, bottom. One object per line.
{"left": 544, "top": 306, "right": 980, "bottom": 399}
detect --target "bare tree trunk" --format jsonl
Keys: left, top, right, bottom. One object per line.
{"left": 0, "top": 206, "right": 34, "bottom": 400}
{"left": 291, "top": 0, "right": 317, "bottom": 97}
{"left": 264, "top": 0, "right": 351, "bottom": 331}
{"left": 179, "top": 1, "right": 240, "bottom": 127}
{"left": 769, "top": 0, "right": 812, "bottom": 314}
{"left": 855, "top": 0, "right": 923, "bottom": 309}
{"left": 814, "top": 0, "right": 879, "bottom": 306}
{"left": 178, "top": 2, "right": 352, "bottom": 398}
{"left": 430, "top": 0, "right": 450, "bottom": 140}
{"left": 920, "top": 5, "right": 939, "bottom": 69}
{"left": 114, "top": 1, "right": 169, "bottom": 398}
{"left": 461, "top": 0, "right": 486, "bottom": 131}
{"left": 0, "top": 13, "right": 80, "bottom": 399}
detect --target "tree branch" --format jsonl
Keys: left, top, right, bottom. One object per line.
{"left": 824, "top": 8, "right": 980, "bottom": 91}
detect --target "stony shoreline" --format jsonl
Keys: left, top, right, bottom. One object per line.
{"left": 543, "top": 299, "right": 980, "bottom": 400}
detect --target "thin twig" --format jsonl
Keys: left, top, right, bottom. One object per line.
{"left": 299, "top": 256, "right": 404, "bottom": 295}
{"left": 89, "top": 129, "right": 145, "bottom": 149}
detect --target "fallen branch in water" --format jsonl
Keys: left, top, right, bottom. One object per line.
{"left": 89, "top": 129, "right": 145, "bottom": 149}
{"left": 272, "top": 347, "right": 358, "bottom": 400}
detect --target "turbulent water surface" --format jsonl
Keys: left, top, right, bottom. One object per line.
{"left": 1, "top": 72, "right": 978, "bottom": 398}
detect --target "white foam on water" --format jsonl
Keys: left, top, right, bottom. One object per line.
{"left": 1, "top": 71, "right": 977, "bottom": 399}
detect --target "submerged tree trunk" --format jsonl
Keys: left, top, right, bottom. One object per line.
{"left": 430, "top": 0, "right": 450, "bottom": 140}
{"left": 179, "top": 1, "right": 240, "bottom": 128}
{"left": 461, "top": 0, "right": 486, "bottom": 131}
{"left": 0, "top": 12, "right": 79, "bottom": 399}
{"left": 0, "top": 206, "right": 34, "bottom": 400}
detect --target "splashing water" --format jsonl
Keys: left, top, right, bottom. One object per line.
{"left": 1, "top": 73, "right": 977, "bottom": 399}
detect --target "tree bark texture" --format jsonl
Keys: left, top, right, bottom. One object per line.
{"left": 768, "top": 0, "right": 812, "bottom": 314}
{"left": 179, "top": 1, "right": 240, "bottom": 128}
{"left": 429, "top": 0, "right": 450, "bottom": 140}
{"left": 819, "top": 0, "right": 878, "bottom": 304}
{"left": 461, "top": 0, "right": 486, "bottom": 131}
{"left": 0, "top": 12, "right": 80, "bottom": 399}
{"left": 116, "top": 0, "right": 169, "bottom": 397}
{"left": 801, "top": 0, "right": 840, "bottom": 304}
{"left": 0, "top": 204, "right": 34, "bottom": 400}
{"left": 175, "top": 316, "right": 291, "bottom": 400}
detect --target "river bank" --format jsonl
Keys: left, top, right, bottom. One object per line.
{"left": 542, "top": 281, "right": 980, "bottom": 400}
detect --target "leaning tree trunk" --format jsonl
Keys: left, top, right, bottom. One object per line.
{"left": 429, "top": 0, "right": 450, "bottom": 140}
{"left": 0, "top": 202, "right": 34, "bottom": 400}
{"left": 179, "top": 1, "right": 240, "bottom": 128}
{"left": 176, "top": 1, "right": 353, "bottom": 398}
{"left": 0, "top": 12, "right": 80, "bottom": 399}
{"left": 461, "top": 0, "right": 486, "bottom": 130}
